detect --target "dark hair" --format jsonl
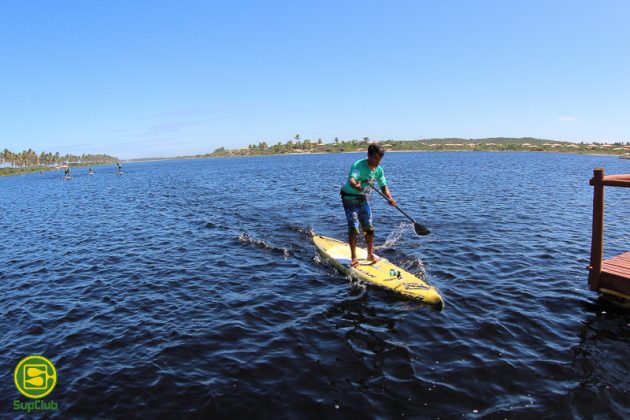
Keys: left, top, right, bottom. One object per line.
{"left": 368, "top": 143, "right": 385, "bottom": 157}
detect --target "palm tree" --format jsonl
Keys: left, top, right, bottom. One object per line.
{"left": 6, "top": 150, "right": 15, "bottom": 167}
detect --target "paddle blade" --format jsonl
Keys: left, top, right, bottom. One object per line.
{"left": 414, "top": 223, "right": 430, "bottom": 236}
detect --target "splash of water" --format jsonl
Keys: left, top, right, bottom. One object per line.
{"left": 288, "top": 224, "right": 316, "bottom": 237}
{"left": 406, "top": 255, "right": 428, "bottom": 280}
{"left": 375, "top": 222, "right": 415, "bottom": 251}
{"left": 346, "top": 273, "right": 367, "bottom": 292}
{"left": 239, "top": 232, "right": 291, "bottom": 258}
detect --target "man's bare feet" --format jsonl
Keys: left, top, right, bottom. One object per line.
{"left": 367, "top": 254, "right": 381, "bottom": 264}
{"left": 350, "top": 258, "right": 359, "bottom": 268}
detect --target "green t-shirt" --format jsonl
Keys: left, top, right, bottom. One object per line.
{"left": 342, "top": 159, "right": 387, "bottom": 196}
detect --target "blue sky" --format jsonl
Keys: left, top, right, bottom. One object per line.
{"left": 1, "top": 0, "right": 628, "bottom": 159}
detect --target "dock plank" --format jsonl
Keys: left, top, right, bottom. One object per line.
{"left": 603, "top": 252, "right": 630, "bottom": 267}
{"left": 603, "top": 259, "right": 630, "bottom": 269}
{"left": 602, "top": 265, "right": 630, "bottom": 278}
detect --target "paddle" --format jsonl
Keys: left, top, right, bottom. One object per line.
{"left": 367, "top": 181, "right": 430, "bottom": 236}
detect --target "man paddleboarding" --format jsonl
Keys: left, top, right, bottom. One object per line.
{"left": 340, "top": 143, "right": 397, "bottom": 267}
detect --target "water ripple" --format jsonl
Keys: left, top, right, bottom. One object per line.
{"left": 0, "top": 153, "right": 629, "bottom": 417}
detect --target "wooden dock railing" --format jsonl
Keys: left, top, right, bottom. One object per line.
{"left": 588, "top": 168, "right": 630, "bottom": 300}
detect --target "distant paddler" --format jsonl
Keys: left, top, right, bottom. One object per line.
{"left": 88, "top": 165, "right": 95, "bottom": 175}
{"left": 116, "top": 162, "right": 123, "bottom": 175}
{"left": 63, "top": 167, "right": 72, "bottom": 180}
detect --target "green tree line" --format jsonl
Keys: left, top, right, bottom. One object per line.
{"left": 208, "top": 136, "right": 630, "bottom": 157}
{"left": 0, "top": 148, "right": 118, "bottom": 167}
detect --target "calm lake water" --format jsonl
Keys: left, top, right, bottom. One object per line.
{"left": 1, "top": 152, "right": 629, "bottom": 418}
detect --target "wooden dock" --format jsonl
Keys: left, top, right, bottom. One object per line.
{"left": 588, "top": 168, "right": 630, "bottom": 304}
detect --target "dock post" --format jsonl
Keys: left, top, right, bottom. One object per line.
{"left": 588, "top": 168, "right": 605, "bottom": 290}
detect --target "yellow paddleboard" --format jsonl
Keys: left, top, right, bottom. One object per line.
{"left": 313, "top": 235, "right": 443, "bottom": 308}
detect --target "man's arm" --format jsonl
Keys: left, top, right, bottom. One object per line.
{"left": 350, "top": 177, "right": 363, "bottom": 191}
{"left": 381, "top": 186, "right": 397, "bottom": 206}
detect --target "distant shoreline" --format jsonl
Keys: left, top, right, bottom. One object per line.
{"left": 170, "top": 148, "right": 630, "bottom": 160}
{"left": 126, "top": 149, "right": 630, "bottom": 167}
{"left": 3, "top": 149, "right": 628, "bottom": 177}
{"left": 201, "top": 137, "right": 630, "bottom": 159}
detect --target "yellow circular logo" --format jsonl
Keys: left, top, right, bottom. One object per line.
{"left": 14, "top": 356, "right": 57, "bottom": 399}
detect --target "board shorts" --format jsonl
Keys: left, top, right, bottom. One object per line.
{"left": 341, "top": 189, "right": 374, "bottom": 235}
